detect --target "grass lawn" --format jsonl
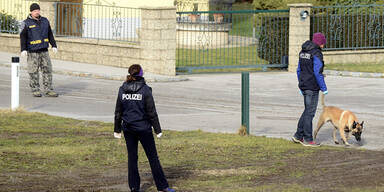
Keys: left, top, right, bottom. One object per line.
{"left": 177, "top": 46, "right": 269, "bottom": 67}
{"left": 176, "top": 46, "right": 287, "bottom": 73}
{"left": 230, "top": 3, "right": 258, "bottom": 37}
{"left": 229, "top": 3, "right": 289, "bottom": 38}
{"left": 1, "top": 109, "right": 384, "bottom": 191}
{"left": 325, "top": 63, "right": 384, "bottom": 73}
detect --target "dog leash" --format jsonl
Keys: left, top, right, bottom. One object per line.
{"left": 339, "top": 110, "right": 347, "bottom": 127}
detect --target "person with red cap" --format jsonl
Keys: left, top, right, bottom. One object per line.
{"left": 292, "top": 32, "right": 328, "bottom": 147}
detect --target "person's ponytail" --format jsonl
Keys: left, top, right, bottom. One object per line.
{"left": 126, "top": 75, "right": 136, "bottom": 82}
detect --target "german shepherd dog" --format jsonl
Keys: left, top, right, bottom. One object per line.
{"left": 314, "top": 94, "right": 364, "bottom": 146}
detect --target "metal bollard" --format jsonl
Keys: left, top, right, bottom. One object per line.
{"left": 241, "top": 72, "right": 249, "bottom": 135}
{"left": 11, "top": 57, "right": 20, "bottom": 110}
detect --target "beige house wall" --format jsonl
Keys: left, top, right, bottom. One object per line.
{"left": 84, "top": 0, "right": 174, "bottom": 8}
{"left": 0, "top": 0, "right": 39, "bottom": 21}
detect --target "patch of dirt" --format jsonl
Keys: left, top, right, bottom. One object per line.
{"left": 0, "top": 164, "right": 192, "bottom": 192}
{"left": 255, "top": 149, "right": 384, "bottom": 191}
{"left": 0, "top": 166, "right": 127, "bottom": 192}
{"left": 1, "top": 149, "right": 384, "bottom": 191}
{"left": 197, "top": 167, "right": 266, "bottom": 176}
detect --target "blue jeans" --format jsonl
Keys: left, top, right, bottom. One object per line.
{"left": 295, "top": 90, "right": 319, "bottom": 142}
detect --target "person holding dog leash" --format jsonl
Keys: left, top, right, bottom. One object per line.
{"left": 292, "top": 32, "right": 328, "bottom": 147}
{"left": 113, "top": 64, "right": 175, "bottom": 192}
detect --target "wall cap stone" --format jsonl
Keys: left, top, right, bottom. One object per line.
{"left": 39, "top": 0, "right": 60, "bottom": 2}
{"left": 140, "top": 6, "right": 176, "bottom": 10}
{"left": 324, "top": 49, "right": 384, "bottom": 55}
{"left": 55, "top": 37, "right": 141, "bottom": 49}
{"left": 288, "top": 3, "right": 313, "bottom": 8}
{"left": 0, "top": 33, "right": 18, "bottom": 38}
{"left": 0, "top": 34, "right": 141, "bottom": 49}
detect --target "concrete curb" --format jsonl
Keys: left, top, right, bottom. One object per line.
{"left": 324, "top": 70, "right": 384, "bottom": 78}
{"left": 0, "top": 63, "right": 189, "bottom": 83}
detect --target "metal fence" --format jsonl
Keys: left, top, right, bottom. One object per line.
{"left": 56, "top": 2, "right": 141, "bottom": 42}
{"left": 176, "top": 9, "right": 289, "bottom": 73}
{"left": 174, "top": 0, "right": 232, "bottom": 12}
{"left": 311, "top": 4, "right": 384, "bottom": 50}
{"left": 0, "top": 0, "right": 39, "bottom": 33}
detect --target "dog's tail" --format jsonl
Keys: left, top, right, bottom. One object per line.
{"left": 320, "top": 93, "right": 326, "bottom": 107}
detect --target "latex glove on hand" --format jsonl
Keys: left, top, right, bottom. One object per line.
{"left": 157, "top": 132, "right": 163, "bottom": 138}
{"left": 299, "top": 90, "right": 303, "bottom": 96}
{"left": 52, "top": 47, "right": 58, "bottom": 54}
{"left": 114, "top": 132, "right": 122, "bottom": 139}
{"left": 322, "top": 90, "right": 328, "bottom": 95}
{"left": 21, "top": 50, "right": 27, "bottom": 57}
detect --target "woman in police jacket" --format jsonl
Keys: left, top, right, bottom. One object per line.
{"left": 114, "top": 64, "right": 175, "bottom": 192}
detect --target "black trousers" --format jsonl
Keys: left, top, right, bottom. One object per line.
{"left": 123, "top": 129, "right": 169, "bottom": 191}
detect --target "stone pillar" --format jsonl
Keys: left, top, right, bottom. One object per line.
{"left": 140, "top": 6, "right": 176, "bottom": 76}
{"left": 288, "top": 3, "right": 312, "bottom": 72}
{"left": 39, "top": 0, "right": 59, "bottom": 33}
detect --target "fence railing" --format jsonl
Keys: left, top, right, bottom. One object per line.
{"left": 311, "top": 4, "right": 384, "bottom": 51}
{"left": 0, "top": 0, "right": 39, "bottom": 34}
{"left": 55, "top": 2, "right": 141, "bottom": 42}
{"left": 174, "top": 0, "right": 232, "bottom": 12}
{"left": 176, "top": 10, "right": 289, "bottom": 73}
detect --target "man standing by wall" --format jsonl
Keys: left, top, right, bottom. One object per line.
{"left": 20, "top": 3, "right": 58, "bottom": 97}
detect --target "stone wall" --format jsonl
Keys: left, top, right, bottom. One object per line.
{"left": 288, "top": 4, "right": 311, "bottom": 72}
{"left": 0, "top": 34, "right": 146, "bottom": 71}
{"left": 139, "top": 7, "right": 176, "bottom": 75}
{"left": 324, "top": 49, "right": 384, "bottom": 65}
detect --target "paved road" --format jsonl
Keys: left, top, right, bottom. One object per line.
{"left": 1, "top": 66, "right": 383, "bottom": 150}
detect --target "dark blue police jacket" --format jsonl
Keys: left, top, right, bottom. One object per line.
{"left": 297, "top": 40, "right": 327, "bottom": 92}
{"left": 114, "top": 77, "right": 162, "bottom": 134}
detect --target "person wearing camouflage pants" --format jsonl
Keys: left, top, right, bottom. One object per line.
{"left": 20, "top": 3, "right": 58, "bottom": 97}
{"left": 27, "top": 52, "right": 54, "bottom": 95}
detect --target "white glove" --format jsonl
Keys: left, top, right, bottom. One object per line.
{"left": 52, "top": 47, "right": 58, "bottom": 54}
{"left": 21, "top": 50, "right": 27, "bottom": 57}
{"left": 157, "top": 133, "right": 163, "bottom": 138}
{"left": 114, "top": 132, "right": 122, "bottom": 139}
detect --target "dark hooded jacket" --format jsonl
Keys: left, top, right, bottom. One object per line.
{"left": 114, "top": 77, "right": 161, "bottom": 134}
{"left": 297, "top": 40, "right": 327, "bottom": 92}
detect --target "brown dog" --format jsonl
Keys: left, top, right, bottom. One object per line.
{"left": 314, "top": 94, "right": 364, "bottom": 146}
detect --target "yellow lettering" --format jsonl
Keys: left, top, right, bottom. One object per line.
{"left": 30, "top": 40, "right": 42, "bottom": 45}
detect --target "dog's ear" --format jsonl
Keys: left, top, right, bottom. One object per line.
{"left": 361, "top": 121, "right": 364, "bottom": 127}
{"left": 353, "top": 121, "right": 357, "bottom": 128}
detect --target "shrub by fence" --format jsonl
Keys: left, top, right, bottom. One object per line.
{"left": 256, "top": 13, "right": 289, "bottom": 65}
{"left": 0, "top": 11, "right": 19, "bottom": 34}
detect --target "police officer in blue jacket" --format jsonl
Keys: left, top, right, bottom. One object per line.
{"left": 292, "top": 32, "right": 328, "bottom": 147}
{"left": 20, "top": 3, "right": 58, "bottom": 97}
{"left": 114, "top": 64, "right": 175, "bottom": 192}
